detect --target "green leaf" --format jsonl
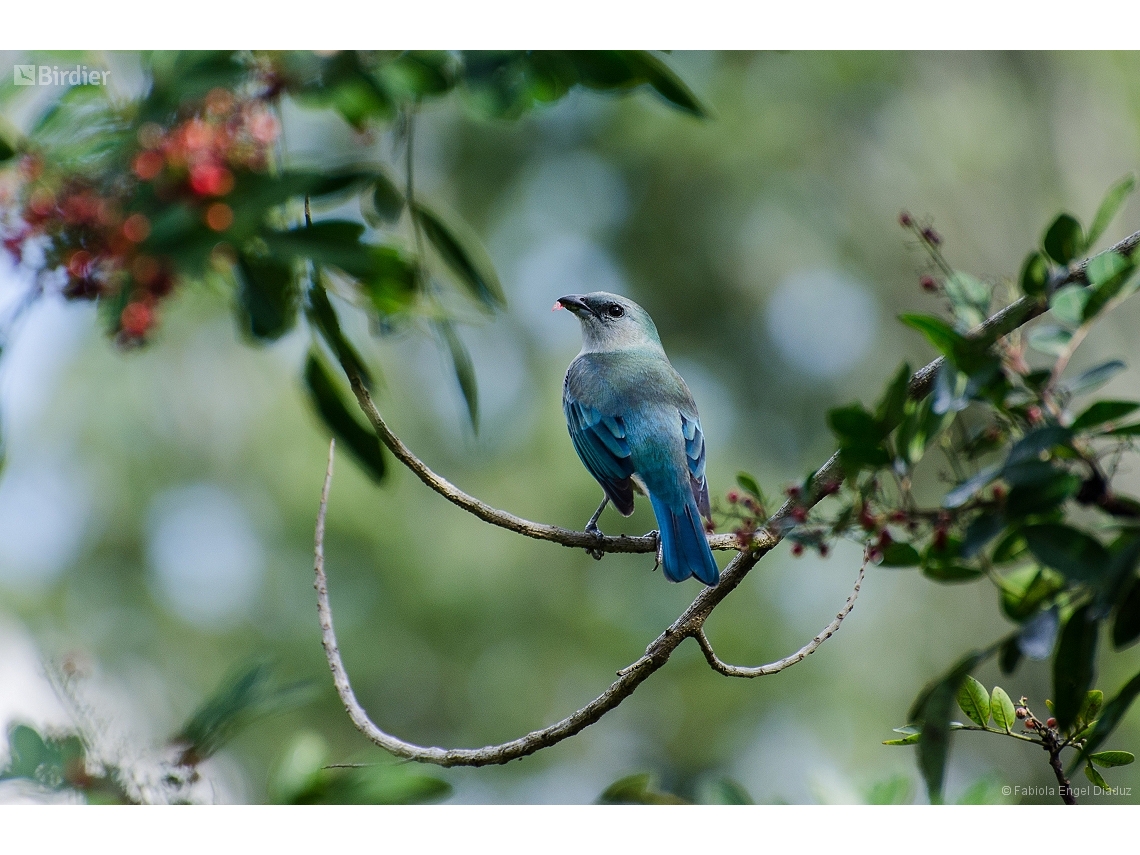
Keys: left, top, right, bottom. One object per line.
{"left": 1053, "top": 604, "right": 1099, "bottom": 731}
{"left": 1020, "top": 251, "right": 1050, "bottom": 297}
{"left": 1004, "top": 472, "right": 1081, "bottom": 518}
{"left": 908, "top": 649, "right": 989, "bottom": 803}
{"left": 1089, "top": 750, "right": 1134, "bottom": 768}
{"left": 598, "top": 773, "right": 687, "bottom": 805}
{"left": 1086, "top": 174, "right": 1136, "bottom": 249}
{"left": 307, "top": 282, "right": 373, "bottom": 389}
{"left": 1085, "top": 764, "right": 1110, "bottom": 789}
{"left": 735, "top": 472, "right": 762, "bottom": 500}
{"left": 866, "top": 775, "right": 914, "bottom": 804}
{"left": 943, "top": 273, "right": 990, "bottom": 327}
{"left": 1050, "top": 284, "right": 1089, "bottom": 328}
{"left": 1023, "top": 524, "right": 1110, "bottom": 584}
{"left": 956, "top": 676, "right": 991, "bottom": 727}
{"left": 874, "top": 363, "right": 912, "bottom": 430}
{"left": 236, "top": 253, "right": 300, "bottom": 341}
{"left": 992, "top": 530, "right": 1028, "bottom": 564}
{"left": 1081, "top": 690, "right": 1105, "bottom": 725}
{"left": 413, "top": 202, "right": 505, "bottom": 310}
{"left": 1072, "top": 669, "right": 1140, "bottom": 770}
{"left": 1027, "top": 324, "right": 1072, "bottom": 357}
{"left": 174, "top": 663, "right": 310, "bottom": 766}
{"left": 1060, "top": 360, "right": 1126, "bottom": 396}
{"left": 362, "top": 172, "right": 405, "bottom": 226}
{"left": 990, "top": 686, "right": 1016, "bottom": 733}
{"left": 1083, "top": 251, "right": 1136, "bottom": 322}
{"left": 1000, "top": 567, "right": 1065, "bottom": 622}
{"left": 883, "top": 732, "right": 922, "bottom": 746}
{"left": 1071, "top": 400, "right": 1140, "bottom": 431}
{"left": 622, "top": 51, "right": 709, "bottom": 117}
{"left": 1112, "top": 576, "right": 1140, "bottom": 649}
{"left": 828, "top": 403, "right": 885, "bottom": 445}
{"left": 0, "top": 135, "right": 14, "bottom": 162}
{"left": 879, "top": 542, "right": 921, "bottom": 567}
{"left": 304, "top": 352, "right": 387, "bottom": 483}
{"left": 703, "top": 778, "right": 754, "bottom": 805}
{"left": 1043, "top": 213, "right": 1085, "bottom": 265}
{"left": 899, "top": 314, "right": 968, "bottom": 360}
{"left": 1107, "top": 423, "right": 1140, "bottom": 437}
{"left": 437, "top": 321, "right": 478, "bottom": 430}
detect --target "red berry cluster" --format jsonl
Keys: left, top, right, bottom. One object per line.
{"left": 0, "top": 87, "right": 279, "bottom": 346}
{"left": 725, "top": 488, "right": 766, "bottom": 550}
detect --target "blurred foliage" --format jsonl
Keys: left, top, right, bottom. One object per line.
{"left": 4, "top": 51, "right": 1140, "bottom": 805}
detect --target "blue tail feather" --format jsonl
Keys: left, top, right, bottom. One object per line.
{"left": 649, "top": 493, "right": 719, "bottom": 586}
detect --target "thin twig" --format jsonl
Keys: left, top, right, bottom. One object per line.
{"left": 694, "top": 551, "right": 867, "bottom": 678}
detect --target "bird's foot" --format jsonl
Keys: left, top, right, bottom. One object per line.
{"left": 646, "top": 530, "right": 661, "bottom": 572}
{"left": 584, "top": 521, "right": 605, "bottom": 561}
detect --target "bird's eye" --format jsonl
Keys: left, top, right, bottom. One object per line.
{"left": 606, "top": 304, "right": 625, "bottom": 318}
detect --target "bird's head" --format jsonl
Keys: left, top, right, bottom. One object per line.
{"left": 553, "top": 292, "right": 663, "bottom": 354}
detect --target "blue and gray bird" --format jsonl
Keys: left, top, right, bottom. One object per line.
{"left": 555, "top": 292, "right": 719, "bottom": 586}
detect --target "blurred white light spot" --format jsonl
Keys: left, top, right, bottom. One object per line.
{"left": 512, "top": 234, "right": 627, "bottom": 350}
{"left": 0, "top": 460, "right": 90, "bottom": 590}
{"left": 147, "top": 484, "right": 264, "bottom": 628}
{"left": 764, "top": 269, "right": 878, "bottom": 379}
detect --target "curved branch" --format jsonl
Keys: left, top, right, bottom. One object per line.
{"left": 316, "top": 228, "right": 1140, "bottom": 767}
{"left": 694, "top": 551, "right": 867, "bottom": 678}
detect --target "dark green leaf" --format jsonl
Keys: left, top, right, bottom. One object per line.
{"left": 1050, "top": 284, "right": 1089, "bottom": 328}
{"left": 1082, "top": 251, "right": 1135, "bottom": 322}
{"left": 962, "top": 514, "right": 1005, "bottom": 559}
{"left": 1081, "top": 689, "right": 1105, "bottom": 725}
{"left": 990, "top": 686, "right": 1016, "bottom": 733}
{"left": 875, "top": 363, "right": 912, "bottom": 430}
{"left": 1085, "top": 764, "right": 1110, "bottom": 789}
{"left": 1043, "top": 213, "right": 1084, "bottom": 265}
{"left": 598, "top": 773, "right": 687, "bottom": 805}
{"left": 1106, "top": 422, "right": 1140, "bottom": 437}
{"left": 1071, "top": 400, "right": 1140, "bottom": 431}
{"left": 956, "top": 676, "right": 991, "bottom": 727}
{"left": 1072, "top": 669, "right": 1140, "bottom": 771}
{"left": 1113, "top": 575, "right": 1140, "bottom": 649}
{"left": 1086, "top": 175, "right": 1136, "bottom": 249}
{"left": 735, "top": 472, "right": 762, "bottom": 500}
{"left": 1005, "top": 425, "right": 1073, "bottom": 466}
{"left": 236, "top": 253, "right": 300, "bottom": 341}
{"left": 362, "top": 172, "right": 405, "bottom": 226}
{"left": 1053, "top": 604, "right": 1099, "bottom": 731}
{"left": 1004, "top": 473, "right": 1081, "bottom": 517}
{"left": 1024, "top": 524, "right": 1109, "bottom": 584}
{"left": 437, "top": 321, "right": 478, "bottom": 430}
{"left": 377, "top": 51, "right": 456, "bottom": 99}
{"left": 1089, "top": 750, "right": 1134, "bottom": 768}
{"left": 361, "top": 246, "right": 419, "bottom": 316}
{"left": 992, "top": 529, "right": 1028, "bottom": 564}
{"left": 414, "top": 203, "right": 505, "bottom": 310}
{"left": 999, "top": 637, "right": 1023, "bottom": 675}
{"left": 174, "top": 663, "right": 310, "bottom": 766}
{"left": 1060, "top": 360, "right": 1126, "bottom": 396}
{"left": 1020, "top": 251, "right": 1050, "bottom": 297}
{"left": 0, "top": 136, "right": 14, "bottom": 162}
{"left": 899, "top": 314, "right": 968, "bottom": 360}
{"left": 828, "top": 403, "right": 885, "bottom": 445}
{"left": 304, "top": 352, "right": 387, "bottom": 483}
{"left": 908, "top": 649, "right": 989, "bottom": 803}
{"left": 307, "top": 282, "right": 373, "bottom": 389}
{"left": 879, "top": 542, "right": 921, "bottom": 567}
{"left": 1000, "top": 567, "right": 1064, "bottom": 622}
{"left": 622, "top": 51, "right": 709, "bottom": 117}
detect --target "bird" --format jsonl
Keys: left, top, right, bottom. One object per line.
{"left": 555, "top": 292, "right": 719, "bottom": 586}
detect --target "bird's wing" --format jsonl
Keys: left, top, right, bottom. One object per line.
{"left": 680, "top": 409, "right": 711, "bottom": 519}
{"left": 563, "top": 393, "right": 637, "bottom": 516}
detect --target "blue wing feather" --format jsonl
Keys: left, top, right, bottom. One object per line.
{"left": 564, "top": 393, "right": 636, "bottom": 515}
{"left": 680, "top": 411, "right": 710, "bottom": 518}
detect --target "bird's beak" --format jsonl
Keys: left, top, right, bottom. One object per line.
{"left": 555, "top": 295, "right": 597, "bottom": 318}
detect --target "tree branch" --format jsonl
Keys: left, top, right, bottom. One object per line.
{"left": 314, "top": 228, "right": 1140, "bottom": 767}
{"left": 694, "top": 550, "right": 866, "bottom": 678}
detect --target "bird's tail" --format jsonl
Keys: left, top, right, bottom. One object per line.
{"left": 649, "top": 493, "right": 719, "bottom": 586}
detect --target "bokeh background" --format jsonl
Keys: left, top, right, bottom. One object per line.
{"left": 2, "top": 50, "right": 1140, "bottom": 804}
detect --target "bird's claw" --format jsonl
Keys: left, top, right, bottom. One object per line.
{"left": 585, "top": 521, "right": 605, "bottom": 561}
{"left": 647, "top": 530, "right": 661, "bottom": 572}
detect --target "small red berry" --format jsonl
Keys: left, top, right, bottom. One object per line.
{"left": 992, "top": 484, "right": 1006, "bottom": 501}
{"left": 1046, "top": 717, "right": 1057, "bottom": 728}
{"left": 898, "top": 211, "right": 913, "bottom": 228}
{"left": 1026, "top": 405, "right": 1043, "bottom": 426}
{"left": 889, "top": 510, "right": 907, "bottom": 523}
{"left": 1015, "top": 707, "right": 1028, "bottom": 719}
{"left": 922, "top": 227, "right": 942, "bottom": 246}
{"left": 120, "top": 302, "right": 154, "bottom": 338}
{"left": 786, "top": 485, "right": 802, "bottom": 499}
{"left": 920, "top": 275, "right": 938, "bottom": 292}
{"left": 818, "top": 544, "right": 829, "bottom": 557}
{"left": 791, "top": 507, "right": 807, "bottom": 523}
{"left": 726, "top": 489, "right": 740, "bottom": 504}
{"left": 932, "top": 526, "right": 949, "bottom": 551}
{"left": 791, "top": 542, "right": 804, "bottom": 557}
